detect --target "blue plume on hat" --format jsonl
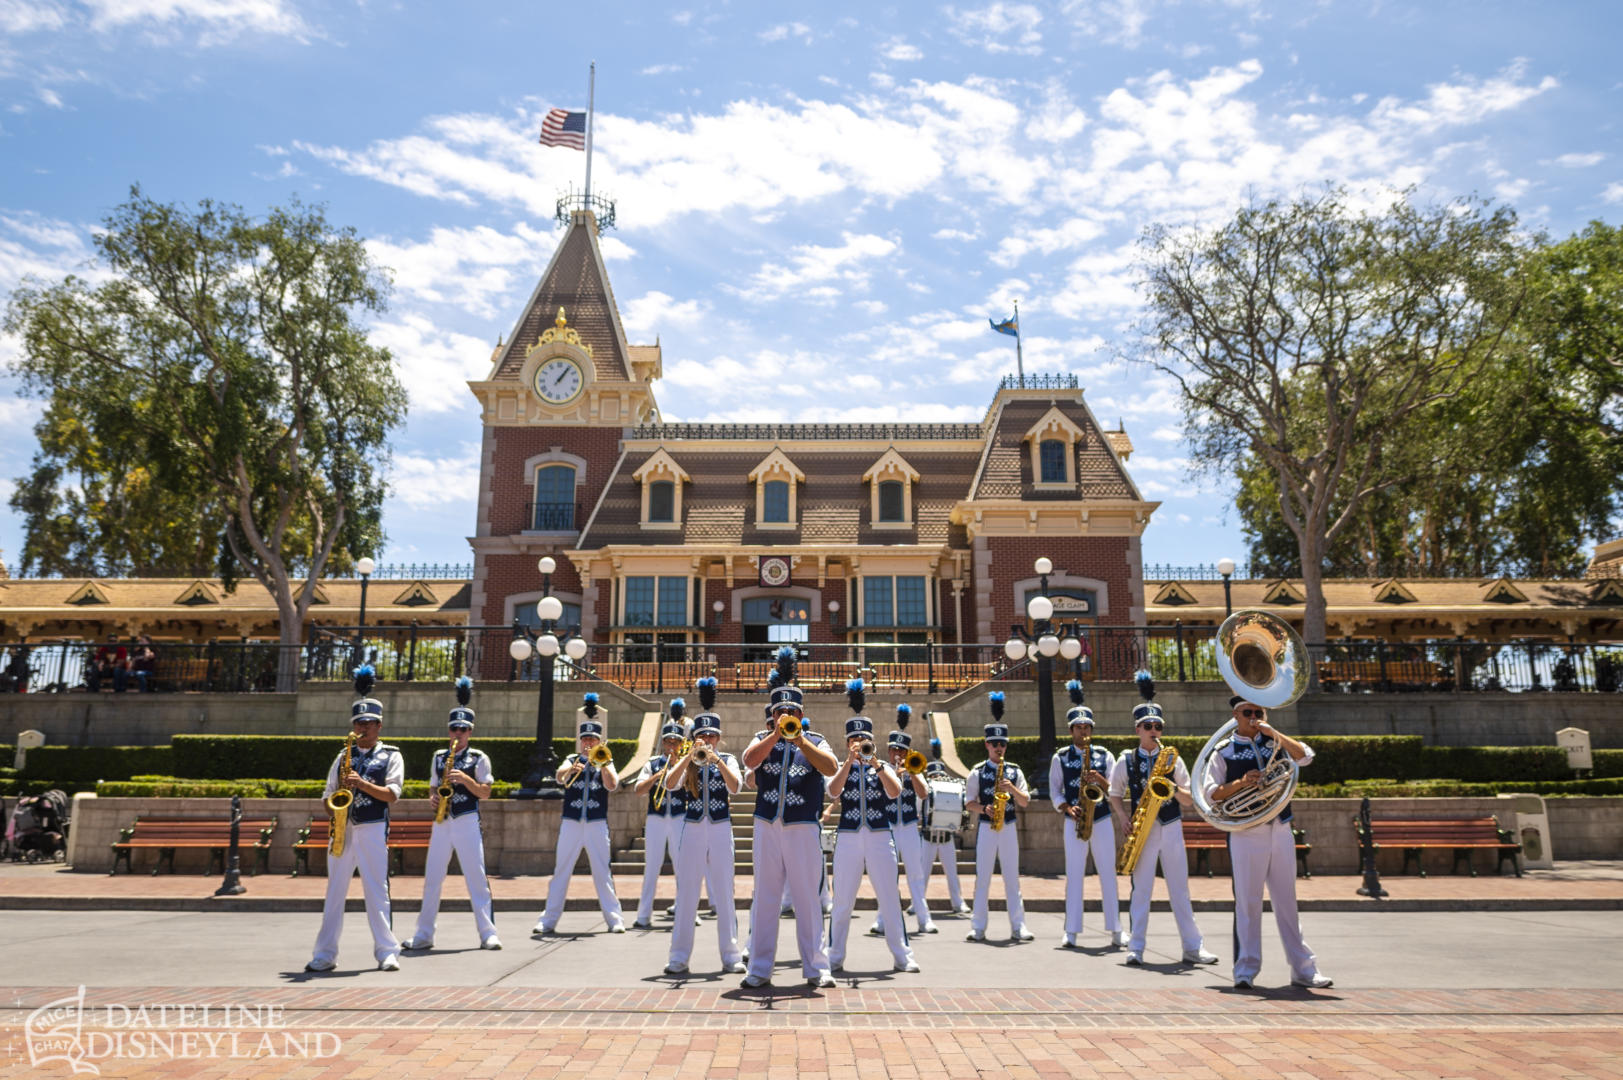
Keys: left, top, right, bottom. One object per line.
{"left": 1066, "top": 679, "right": 1084, "bottom": 706}
{"left": 988, "top": 690, "right": 1005, "bottom": 721}
{"left": 1135, "top": 669, "right": 1156, "bottom": 701}
{"left": 353, "top": 664, "right": 375, "bottom": 698}
{"left": 896, "top": 703, "right": 911, "bottom": 729}
{"left": 697, "top": 676, "right": 718, "bottom": 711}
{"left": 583, "top": 691, "right": 600, "bottom": 718}
{"left": 845, "top": 677, "right": 866, "bottom": 715}
{"left": 455, "top": 675, "right": 473, "bottom": 707}
{"left": 774, "top": 645, "right": 797, "bottom": 688}
{"left": 930, "top": 736, "right": 942, "bottom": 759}
{"left": 668, "top": 697, "right": 685, "bottom": 722}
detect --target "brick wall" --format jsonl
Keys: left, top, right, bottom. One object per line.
{"left": 485, "top": 425, "right": 622, "bottom": 539}
{"left": 978, "top": 535, "right": 1137, "bottom": 635}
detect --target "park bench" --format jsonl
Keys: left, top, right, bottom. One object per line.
{"left": 1180, "top": 820, "right": 1313, "bottom": 878}
{"left": 1353, "top": 816, "right": 1521, "bottom": 877}
{"left": 1318, "top": 659, "right": 1443, "bottom": 690}
{"left": 292, "top": 817, "right": 435, "bottom": 877}
{"left": 110, "top": 816, "right": 277, "bottom": 876}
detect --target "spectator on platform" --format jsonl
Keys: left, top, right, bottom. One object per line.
{"left": 1, "top": 645, "right": 27, "bottom": 692}
{"left": 131, "top": 635, "right": 157, "bottom": 692}
{"left": 90, "top": 634, "right": 129, "bottom": 693}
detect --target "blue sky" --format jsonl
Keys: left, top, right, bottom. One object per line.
{"left": 2, "top": 0, "right": 1619, "bottom": 576}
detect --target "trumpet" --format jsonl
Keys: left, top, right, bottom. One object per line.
{"left": 563, "top": 742, "right": 613, "bottom": 786}
{"left": 777, "top": 714, "right": 803, "bottom": 740}
{"left": 434, "top": 734, "right": 456, "bottom": 825}
{"left": 691, "top": 744, "right": 715, "bottom": 767}
{"left": 326, "top": 733, "right": 357, "bottom": 857}
{"left": 651, "top": 738, "right": 691, "bottom": 811}
{"left": 903, "top": 749, "right": 928, "bottom": 775}
{"left": 856, "top": 738, "right": 875, "bottom": 761}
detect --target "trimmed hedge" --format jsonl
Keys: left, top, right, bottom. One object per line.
{"left": 16, "top": 745, "right": 173, "bottom": 783}
{"left": 1, "top": 779, "right": 99, "bottom": 797}
{"left": 1298, "top": 778, "right": 1623, "bottom": 798}
{"left": 168, "top": 735, "right": 637, "bottom": 782}
{"left": 97, "top": 778, "right": 522, "bottom": 799}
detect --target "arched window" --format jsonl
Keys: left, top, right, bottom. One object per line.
{"left": 533, "top": 465, "right": 576, "bottom": 530}
{"left": 762, "top": 480, "right": 790, "bottom": 523}
{"left": 648, "top": 480, "right": 676, "bottom": 523}
{"left": 1039, "top": 440, "right": 1066, "bottom": 484}
{"left": 878, "top": 480, "right": 905, "bottom": 523}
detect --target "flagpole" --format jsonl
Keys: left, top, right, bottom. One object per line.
{"left": 1014, "top": 299, "right": 1024, "bottom": 386}
{"left": 584, "top": 61, "right": 596, "bottom": 201}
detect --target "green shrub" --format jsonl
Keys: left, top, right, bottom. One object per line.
{"left": 0, "top": 778, "right": 97, "bottom": 797}
{"left": 169, "top": 735, "right": 636, "bottom": 781}
{"left": 95, "top": 778, "right": 523, "bottom": 799}
{"left": 1298, "top": 777, "right": 1623, "bottom": 798}
{"left": 17, "top": 745, "right": 174, "bottom": 782}
{"left": 1591, "top": 750, "right": 1623, "bottom": 778}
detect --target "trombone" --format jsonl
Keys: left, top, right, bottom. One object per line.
{"left": 651, "top": 738, "right": 691, "bottom": 811}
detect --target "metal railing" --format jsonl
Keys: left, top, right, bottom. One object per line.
{"left": 998, "top": 373, "right": 1079, "bottom": 390}
{"left": 2, "top": 631, "right": 1618, "bottom": 696}
{"left": 628, "top": 421, "right": 985, "bottom": 441}
{"left": 1143, "top": 562, "right": 1257, "bottom": 581}
{"left": 350, "top": 563, "right": 472, "bottom": 580}
{"left": 521, "top": 500, "right": 580, "bottom": 532}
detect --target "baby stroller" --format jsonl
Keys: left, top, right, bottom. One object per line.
{"left": 4, "top": 789, "right": 70, "bottom": 862}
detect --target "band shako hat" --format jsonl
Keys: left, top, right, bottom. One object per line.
{"left": 448, "top": 676, "right": 475, "bottom": 729}
{"left": 661, "top": 696, "right": 686, "bottom": 741}
{"left": 1132, "top": 670, "right": 1164, "bottom": 723}
{"left": 984, "top": 691, "right": 1009, "bottom": 741}
{"left": 1065, "top": 679, "right": 1094, "bottom": 727}
{"left": 579, "top": 691, "right": 604, "bottom": 738}
{"left": 889, "top": 703, "right": 913, "bottom": 748}
{"left": 691, "top": 677, "right": 722, "bottom": 737}
{"left": 768, "top": 645, "right": 805, "bottom": 714}
{"left": 351, "top": 665, "right": 383, "bottom": 721}
{"left": 843, "top": 678, "right": 873, "bottom": 738}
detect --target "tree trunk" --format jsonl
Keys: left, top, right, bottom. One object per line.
{"left": 274, "top": 591, "right": 302, "bottom": 694}
{"left": 1298, "top": 533, "right": 1327, "bottom": 692}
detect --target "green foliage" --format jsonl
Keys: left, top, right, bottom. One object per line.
{"left": 167, "top": 734, "right": 636, "bottom": 782}
{"left": 16, "top": 745, "right": 173, "bottom": 782}
{"left": 1299, "top": 778, "right": 1623, "bottom": 798}
{"left": 3, "top": 189, "right": 407, "bottom": 687}
{"left": 97, "top": 778, "right": 522, "bottom": 799}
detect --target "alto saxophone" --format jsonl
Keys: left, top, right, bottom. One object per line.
{"left": 1076, "top": 732, "right": 1105, "bottom": 842}
{"left": 1116, "top": 743, "right": 1177, "bottom": 876}
{"left": 434, "top": 735, "right": 456, "bottom": 824}
{"left": 326, "top": 732, "right": 357, "bottom": 857}
{"left": 989, "top": 758, "right": 1012, "bottom": 832}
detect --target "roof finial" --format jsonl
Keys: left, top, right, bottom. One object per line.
{"left": 555, "top": 307, "right": 568, "bottom": 329}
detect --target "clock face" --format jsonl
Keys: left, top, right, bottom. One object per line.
{"left": 534, "top": 357, "right": 584, "bottom": 404}
{"left": 760, "top": 556, "right": 791, "bottom": 587}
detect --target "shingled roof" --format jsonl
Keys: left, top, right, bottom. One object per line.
{"left": 971, "top": 397, "right": 1139, "bottom": 500}
{"left": 491, "top": 213, "right": 632, "bottom": 384}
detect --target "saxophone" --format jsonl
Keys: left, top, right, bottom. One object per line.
{"left": 1116, "top": 743, "right": 1177, "bottom": 876}
{"left": 434, "top": 735, "right": 456, "bottom": 825}
{"left": 1076, "top": 733, "right": 1105, "bottom": 842}
{"left": 326, "top": 733, "right": 357, "bottom": 856}
{"left": 989, "top": 756, "right": 1013, "bottom": 832}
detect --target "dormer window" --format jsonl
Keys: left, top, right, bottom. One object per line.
{"left": 1024, "top": 406, "right": 1086, "bottom": 491}
{"left": 748, "top": 448, "right": 804, "bottom": 531}
{"left": 863, "top": 448, "right": 920, "bottom": 530}
{"left": 632, "top": 447, "right": 690, "bottom": 531}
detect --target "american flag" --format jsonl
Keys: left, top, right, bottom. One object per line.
{"left": 538, "top": 108, "right": 587, "bottom": 151}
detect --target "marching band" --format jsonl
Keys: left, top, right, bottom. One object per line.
{"left": 303, "top": 611, "right": 1331, "bottom": 992}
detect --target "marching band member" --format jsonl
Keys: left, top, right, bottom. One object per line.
{"left": 1049, "top": 681, "right": 1128, "bottom": 949}
{"left": 402, "top": 677, "right": 499, "bottom": 952}
{"left": 1107, "top": 674, "right": 1216, "bottom": 968}
{"left": 1203, "top": 694, "right": 1331, "bottom": 989}
{"left": 825, "top": 681, "right": 918, "bottom": 974}
{"left": 663, "top": 680, "right": 744, "bottom": 975}
{"left": 740, "top": 646, "right": 840, "bottom": 989}
{"left": 963, "top": 692, "right": 1033, "bottom": 943}
{"left": 870, "top": 704, "right": 937, "bottom": 937}
{"left": 919, "top": 759, "right": 970, "bottom": 916}
{"left": 533, "top": 694, "right": 625, "bottom": 935}
{"left": 631, "top": 697, "right": 690, "bottom": 929}
{"left": 306, "top": 666, "right": 403, "bottom": 972}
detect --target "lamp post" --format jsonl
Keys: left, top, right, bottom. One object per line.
{"left": 1217, "top": 557, "right": 1236, "bottom": 618}
{"left": 353, "top": 556, "right": 376, "bottom": 668}
{"left": 1029, "top": 557, "right": 1057, "bottom": 798}
{"left": 828, "top": 599, "right": 841, "bottom": 631}
{"left": 711, "top": 599, "right": 725, "bottom": 635}
{"left": 512, "top": 556, "right": 577, "bottom": 801}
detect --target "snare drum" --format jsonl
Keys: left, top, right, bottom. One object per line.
{"left": 923, "top": 778, "right": 966, "bottom": 843}
{"left": 820, "top": 826, "right": 838, "bottom": 854}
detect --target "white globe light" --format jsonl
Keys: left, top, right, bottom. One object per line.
{"left": 1034, "top": 557, "right": 1053, "bottom": 576}
{"left": 1217, "top": 557, "right": 1236, "bottom": 577}
{"left": 508, "top": 638, "right": 532, "bottom": 661}
{"left": 355, "top": 557, "right": 376, "bottom": 577}
{"left": 537, "top": 633, "right": 560, "bottom": 657}
{"left": 1003, "top": 637, "right": 1026, "bottom": 660}
{"left": 828, "top": 599, "right": 840, "bottom": 613}
{"left": 538, "top": 556, "right": 557, "bottom": 575}
{"left": 564, "top": 636, "right": 588, "bottom": 661}
{"left": 1038, "top": 634, "right": 1061, "bottom": 657}
{"left": 1059, "top": 636, "right": 1083, "bottom": 660}
{"left": 713, "top": 600, "right": 725, "bottom": 613}
{"left": 1026, "top": 642, "right": 1039, "bottom": 660}
{"left": 1027, "top": 595, "right": 1054, "bottom": 621}
{"left": 538, "top": 596, "right": 564, "bottom": 622}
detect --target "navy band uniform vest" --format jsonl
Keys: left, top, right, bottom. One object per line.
{"left": 1057, "top": 744, "right": 1113, "bottom": 823}
{"left": 344, "top": 743, "right": 398, "bottom": 826}
{"left": 1124, "top": 747, "right": 1181, "bottom": 825}
{"left": 1215, "top": 735, "right": 1293, "bottom": 823}
{"left": 684, "top": 752, "right": 737, "bottom": 824}
{"left": 433, "top": 746, "right": 486, "bottom": 820}
{"left": 975, "top": 761, "right": 1022, "bottom": 827}
{"left": 835, "top": 762, "right": 892, "bottom": 832}
{"left": 752, "top": 730, "right": 829, "bottom": 826}
{"left": 644, "top": 754, "right": 691, "bottom": 819}
{"left": 563, "top": 756, "right": 609, "bottom": 822}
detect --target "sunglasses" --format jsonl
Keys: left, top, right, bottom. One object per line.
{"left": 1138, "top": 721, "right": 1164, "bottom": 731}
{"left": 987, "top": 740, "right": 1008, "bottom": 748}
{"left": 1239, "top": 709, "right": 1264, "bottom": 719}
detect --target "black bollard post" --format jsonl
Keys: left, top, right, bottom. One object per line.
{"left": 1356, "top": 796, "right": 1387, "bottom": 899}
{"left": 214, "top": 794, "right": 247, "bottom": 897}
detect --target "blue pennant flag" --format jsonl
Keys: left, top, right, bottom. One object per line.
{"left": 989, "top": 314, "right": 1019, "bottom": 338}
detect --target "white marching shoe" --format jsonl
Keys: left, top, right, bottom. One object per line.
{"left": 481, "top": 936, "right": 503, "bottom": 950}
{"left": 378, "top": 955, "right": 400, "bottom": 972}
{"left": 1292, "top": 973, "right": 1334, "bottom": 989}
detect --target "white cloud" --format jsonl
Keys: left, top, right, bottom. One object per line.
{"left": 933, "top": 228, "right": 979, "bottom": 242}
{"left": 388, "top": 446, "right": 480, "bottom": 510}
{"left": 368, "top": 223, "right": 556, "bottom": 319}
{"left": 758, "top": 21, "right": 809, "bottom": 42}
{"left": 621, "top": 290, "right": 708, "bottom": 339}
{"left": 882, "top": 39, "right": 922, "bottom": 61}
{"left": 1550, "top": 152, "right": 1604, "bottom": 168}
{"left": 82, "top": 0, "right": 307, "bottom": 39}
{"left": 730, "top": 232, "right": 898, "bottom": 302}
{"left": 945, "top": 3, "right": 1043, "bottom": 55}
{"left": 1603, "top": 183, "right": 1623, "bottom": 205}
{"left": 369, "top": 314, "right": 492, "bottom": 415}
{"left": 991, "top": 217, "right": 1107, "bottom": 267}
{"left": 0, "top": 395, "right": 41, "bottom": 428}
{"left": 640, "top": 63, "right": 683, "bottom": 76}
{"left": 0, "top": 0, "right": 68, "bottom": 33}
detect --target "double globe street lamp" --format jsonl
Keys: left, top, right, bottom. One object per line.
{"left": 1001, "top": 557, "right": 1087, "bottom": 799}
{"left": 508, "top": 556, "right": 588, "bottom": 800}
